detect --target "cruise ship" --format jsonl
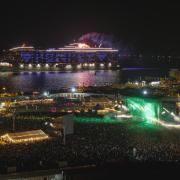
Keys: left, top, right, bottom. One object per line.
{"left": 1, "top": 43, "right": 119, "bottom": 70}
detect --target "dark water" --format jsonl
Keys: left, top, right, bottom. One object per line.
{"left": 0, "top": 69, "right": 169, "bottom": 92}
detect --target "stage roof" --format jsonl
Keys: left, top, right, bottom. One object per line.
{"left": 1, "top": 129, "right": 48, "bottom": 143}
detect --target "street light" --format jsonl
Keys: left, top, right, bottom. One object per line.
{"left": 143, "top": 90, "right": 148, "bottom": 95}
{"left": 71, "top": 87, "right": 76, "bottom": 93}
{"left": 43, "top": 91, "right": 49, "bottom": 96}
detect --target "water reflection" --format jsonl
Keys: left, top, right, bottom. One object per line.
{"left": 0, "top": 70, "right": 120, "bottom": 92}
{"left": 0, "top": 69, "right": 168, "bottom": 92}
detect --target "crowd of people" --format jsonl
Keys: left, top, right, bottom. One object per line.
{"left": 1, "top": 116, "right": 180, "bottom": 173}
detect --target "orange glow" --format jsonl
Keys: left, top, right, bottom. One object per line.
{"left": 78, "top": 43, "right": 90, "bottom": 48}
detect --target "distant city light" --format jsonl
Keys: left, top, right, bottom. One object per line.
{"left": 37, "top": 64, "right": 41, "bottom": 68}
{"left": 108, "top": 62, "right": 112, "bottom": 67}
{"left": 28, "top": 64, "right": 32, "bottom": 68}
{"left": 150, "top": 81, "right": 160, "bottom": 86}
{"left": 135, "top": 81, "right": 139, "bottom": 85}
{"left": 20, "top": 64, "right": 24, "bottom": 68}
{"left": 45, "top": 64, "right": 49, "bottom": 68}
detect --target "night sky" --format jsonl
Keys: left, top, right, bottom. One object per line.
{"left": 0, "top": 1, "right": 180, "bottom": 52}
